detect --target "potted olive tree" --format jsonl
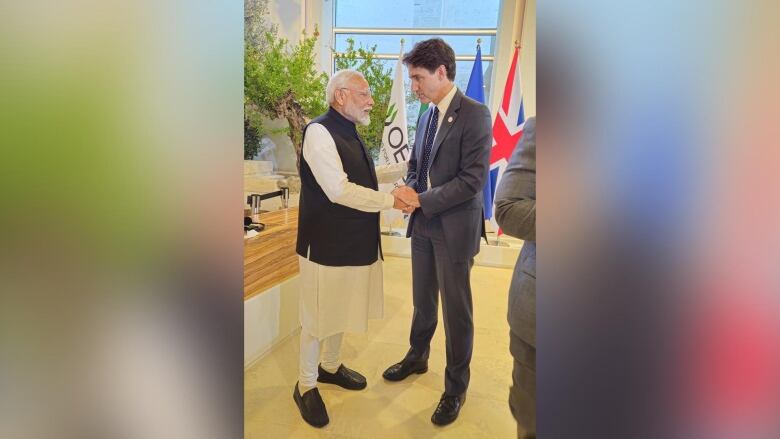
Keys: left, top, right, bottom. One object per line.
{"left": 245, "top": 34, "right": 328, "bottom": 170}
{"left": 243, "top": 0, "right": 394, "bottom": 168}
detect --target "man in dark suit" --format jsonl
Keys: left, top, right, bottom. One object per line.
{"left": 383, "top": 38, "right": 492, "bottom": 426}
{"left": 495, "top": 117, "right": 536, "bottom": 439}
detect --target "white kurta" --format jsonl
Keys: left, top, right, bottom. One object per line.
{"left": 299, "top": 122, "right": 407, "bottom": 339}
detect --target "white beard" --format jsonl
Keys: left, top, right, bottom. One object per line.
{"left": 346, "top": 102, "right": 371, "bottom": 126}
{"left": 356, "top": 114, "right": 371, "bottom": 126}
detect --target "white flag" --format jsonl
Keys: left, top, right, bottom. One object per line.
{"left": 378, "top": 49, "right": 410, "bottom": 225}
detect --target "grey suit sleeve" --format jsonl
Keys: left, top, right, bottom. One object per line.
{"left": 494, "top": 117, "right": 536, "bottom": 241}
{"left": 418, "top": 105, "right": 492, "bottom": 216}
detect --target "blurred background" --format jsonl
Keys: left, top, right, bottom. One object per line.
{"left": 538, "top": 1, "right": 780, "bottom": 438}
{"left": 0, "top": 1, "right": 243, "bottom": 438}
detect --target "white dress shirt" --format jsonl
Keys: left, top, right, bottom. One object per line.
{"left": 424, "top": 85, "right": 458, "bottom": 189}
{"left": 302, "top": 123, "right": 408, "bottom": 211}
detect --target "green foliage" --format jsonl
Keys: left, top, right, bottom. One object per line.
{"left": 244, "top": 30, "right": 328, "bottom": 161}
{"left": 244, "top": 0, "right": 276, "bottom": 158}
{"left": 286, "top": 33, "right": 329, "bottom": 118}
{"left": 245, "top": 0, "right": 276, "bottom": 52}
{"left": 406, "top": 86, "right": 422, "bottom": 141}
{"left": 334, "top": 38, "right": 393, "bottom": 160}
{"left": 244, "top": 118, "right": 261, "bottom": 160}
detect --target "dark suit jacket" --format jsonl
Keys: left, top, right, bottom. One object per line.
{"left": 494, "top": 117, "right": 536, "bottom": 347}
{"left": 405, "top": 89, "right": 492, "bottom": 262}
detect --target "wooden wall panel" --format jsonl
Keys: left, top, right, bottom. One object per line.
{"left": 244, "top": 208, "right": 299, "bottom": 300}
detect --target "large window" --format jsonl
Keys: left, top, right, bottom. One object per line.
{"left": 331, "top": 0, "right": 502, "bottom": 139}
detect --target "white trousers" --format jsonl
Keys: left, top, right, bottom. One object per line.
{"left": 299, "top": 329, "right": 343, "bottom": 388}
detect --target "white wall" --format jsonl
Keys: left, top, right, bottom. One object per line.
{"left": 268, "top": 0, "right": 304, "bottom": 45}
{"left": 520, "top": 0, "right": 536, "bottom": 117}
{"left": 490, "top": 0, "right": 535, "bottom": 118}
{"left": 260, "top": 118, "right": 298, "bottom": 174}
{"left": 244, "top": 276, "right": 301, "bottom": 368}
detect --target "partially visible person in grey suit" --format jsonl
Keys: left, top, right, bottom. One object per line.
{"left": 495, "top": 116, "right": 536, "bottom": 439}
{"left": 382, "top": 38, "right": 492, "bottom": 426}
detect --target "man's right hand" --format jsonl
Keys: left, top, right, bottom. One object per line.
{"left": 393, "top": 194, "right": 410, "bottom": 210}
{"left": 393, "top": 185, "right": 420, "bottom": 207}
{"left": 392, "top": 186, "right": 417, "bottom": 214}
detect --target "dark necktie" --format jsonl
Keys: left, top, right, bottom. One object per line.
{"left": 416, "top": 106, "right": 439, "bottom": 193}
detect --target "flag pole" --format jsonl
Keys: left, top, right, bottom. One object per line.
{"left": 476, "top": 38, "right": 490, "bottom": 246}
{"left": 386, "top": 37, "right": 406, "bottom": 237}
{"left": 475, "top": 37, "right": 496, "bottom": 246}
{"left": 472, "top": 37, "right": 494, "bottom": 246}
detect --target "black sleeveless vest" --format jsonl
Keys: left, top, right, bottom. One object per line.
{"left": 296, "top": 107, "right": 383, "bottom": 266}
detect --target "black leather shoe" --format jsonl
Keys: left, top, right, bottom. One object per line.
{"left": 317, "top": 364, "right": 367, "bottom": 390}
{"left": 382, "top": 358, "right": 428, "bottom": 381}
{"left": 293, "top": 382, "right": 329, "bottom": 428}
{"left": 431, "top": 393, "right": 466, "bottom": 426}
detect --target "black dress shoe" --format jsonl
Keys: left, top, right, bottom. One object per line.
{"left": 382, "top": 358, "right": 428, "bottom": 381}
{"left": 293, "top": 382, "right": 329, "bottom": 428}
{"left": 317, "top": 364, "right": 367, "bottom": 390}
{"left": 431, "top": 393, "right": 466, "bottom": 426}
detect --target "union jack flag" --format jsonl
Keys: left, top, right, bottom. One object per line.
{"left": 483, "top": 46, "right": 525, "bottom": 233}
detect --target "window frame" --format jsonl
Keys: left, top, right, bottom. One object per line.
{"left": 329, "top": 0, "right": 500, "bottom": 98}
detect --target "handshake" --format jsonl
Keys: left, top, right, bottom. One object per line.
{"left": 392, "top": 185, "right": 419, "bottom": 214}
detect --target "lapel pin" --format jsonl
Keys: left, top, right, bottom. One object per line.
{"left": 447, "top": 116, "right": 454, "bottom": 123}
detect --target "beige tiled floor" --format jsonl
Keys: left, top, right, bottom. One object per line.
{"left": 245, "top": 256, "right": 517, "bottom": 438}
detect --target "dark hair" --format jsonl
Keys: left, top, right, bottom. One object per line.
{"left": 402, "top": 38, "right": 456, "bottom": 81}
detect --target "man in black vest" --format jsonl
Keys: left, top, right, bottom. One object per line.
{"left": 383, "top": 38, "right": 493, "bottom": 426}
{"left": 293, "top": 69, "right": 409, "bottom": 428}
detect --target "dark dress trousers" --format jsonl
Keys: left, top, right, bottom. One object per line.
{"left": 403, "top": 89, "right": 492, "bottom": 397}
